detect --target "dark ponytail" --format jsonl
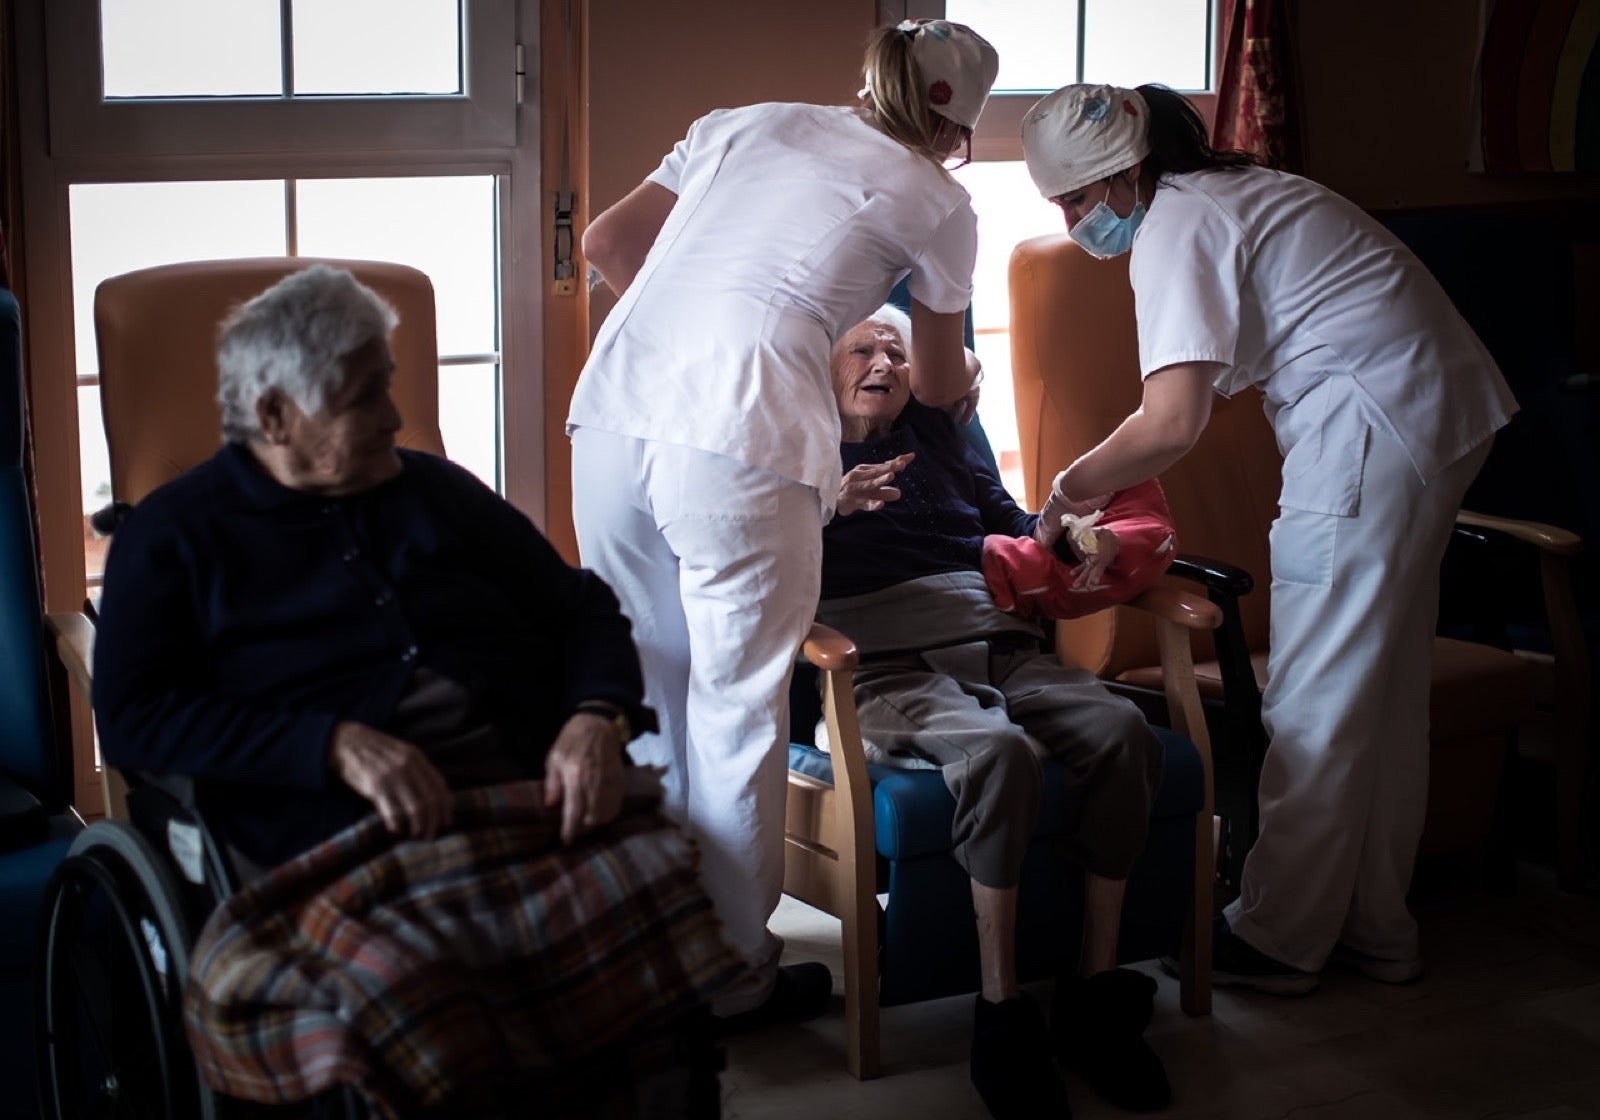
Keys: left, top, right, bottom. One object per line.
{"left": 1136, "top": 84, "right": 1258, "bottom": 181}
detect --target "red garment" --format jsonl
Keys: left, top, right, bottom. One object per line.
{"left": 982, "top": 478, "right": 1177, "bottom": 621}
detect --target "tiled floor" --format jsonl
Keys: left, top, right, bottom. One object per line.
{"left": 721, "top": 866, "right": 1600, "bottom": 1119}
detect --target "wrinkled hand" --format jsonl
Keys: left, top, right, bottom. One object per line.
{"left": 1069, "top": 527, "right": 1121, "bottom": 590}
{"left": 544, "top": 713, "right": 627, "bottom": 844}
{"left": 837, "top": 452, "right": 915, "bottom": 516}
{"left": 329, "top": 721, "right": 454, "bottom": 840}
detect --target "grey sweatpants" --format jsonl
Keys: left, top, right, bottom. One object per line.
{"left": 852, "top": 639, "right": 1162, "bottom": 889}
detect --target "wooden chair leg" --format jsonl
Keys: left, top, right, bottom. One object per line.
{"left": 1181, "top": 808, "right": 1214, "bottom": 1015}
{"left": 840, "top": 876, "right": 880, "bottom": 1079}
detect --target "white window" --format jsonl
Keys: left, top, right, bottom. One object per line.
{"left": 885, "top": 1, "right": 1217, "bottom": 497}
{"left": 22, "top": 0, "right": 541, "bottom": 586}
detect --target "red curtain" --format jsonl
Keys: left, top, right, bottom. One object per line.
{"left": 1212, "top": 0, "right": 1303, "bottom": 172}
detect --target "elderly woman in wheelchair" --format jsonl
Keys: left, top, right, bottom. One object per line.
{"left": 818, "top": 306, "right": 1176, "bottom": 1119}
{"left": 40, "top": 264, "right": 737, "bottom": 1119}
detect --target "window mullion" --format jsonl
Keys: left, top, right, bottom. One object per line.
{"left": 281, "top": 0, "right": 296, "bottom": 101}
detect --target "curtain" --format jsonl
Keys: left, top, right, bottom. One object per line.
{"left": 1212, "top": 0, "right": 1304, "bottom": 172}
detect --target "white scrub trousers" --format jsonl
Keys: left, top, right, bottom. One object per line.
{"left": 1224, "top": 409, "right": 1492, "bottom": 973}
{"left": 570, "top": 427, "right": 823, "bottom": 1014}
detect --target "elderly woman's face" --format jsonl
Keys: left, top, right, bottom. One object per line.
{"left": 831, "top": 320, "right": 911, "bottom": 440}
{"left": 263, "top": 337, "right": 403, "bottom": 496}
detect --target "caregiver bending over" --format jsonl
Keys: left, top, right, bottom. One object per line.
{"left": 1019, "top": 83, "right": 1516, "bottom": 994}
{"left": 569, "top": 20, "right": 998, "bottom": 1029}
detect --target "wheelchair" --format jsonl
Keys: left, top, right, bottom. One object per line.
{"left": 35, "top": 775, "right": 724, "bottom": 1120}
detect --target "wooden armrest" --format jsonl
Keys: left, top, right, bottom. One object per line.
{"left": 802, "top": 622, "right": 860, "bottom": 671}
{"left": 1456, "top": 510, "right": 1582, "bottom": 556}
{"left": 1129, "top": 585, "right": 1223, "bottom": 631}
{"left": 45, "top": 612, "right": 95, "bottom": 700}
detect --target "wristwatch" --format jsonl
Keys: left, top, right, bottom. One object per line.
{"left": 573, "top": 699, "right": 633, "bottom": 744}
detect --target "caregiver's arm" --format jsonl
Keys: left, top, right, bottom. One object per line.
{"left": 583, "top": 181, "right": 677, "bottom": 297}
{"left": 1056, "top": 362, "right": 1221, "bottom": 501}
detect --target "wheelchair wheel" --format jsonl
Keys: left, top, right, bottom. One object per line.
{"left": 36, "top": 821, "right": 221, "bottom": 1120}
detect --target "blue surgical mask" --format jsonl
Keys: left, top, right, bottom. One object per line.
{"left": 1068, "top": 185, "right": 1146, "bottom": 259}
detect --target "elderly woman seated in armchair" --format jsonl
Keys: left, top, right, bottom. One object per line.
{"left": 92, "top": 265, "right": 738, "bottom": 1115}
{"left": 819, "top": 305, "right": 1177, "bottom": 1120}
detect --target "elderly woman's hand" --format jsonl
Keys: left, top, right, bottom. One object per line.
{"left": 1069, "top": 527, "right": 1121, "bottom": 591}
{"left": 838, "top": 452, "right": 915, "bottom": 515}
{"left": 544, "top": 713, "right": 628, "bottom": 844}
{"left": 329, "top": 721, "right": 454, "bottom": 840}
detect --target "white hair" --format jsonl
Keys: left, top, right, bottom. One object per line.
{"left": 859, "top": 302, "right": 912, "bottom": 351}
{"left": 216, "top": 264, "right": 398, "bottom": 443}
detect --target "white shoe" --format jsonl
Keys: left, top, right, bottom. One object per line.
{"left": 1330, "top": 943, "right": 1424, "bottom": 984}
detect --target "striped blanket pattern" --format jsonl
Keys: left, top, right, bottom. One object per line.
{"left": 183, "top": 780, "right": 742, "bottom": 1116}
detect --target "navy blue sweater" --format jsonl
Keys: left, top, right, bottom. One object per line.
{"left": 94, "top": 444, "right": 647, "bottom": 868}
{"left": 822, "top": 402, "right": 1039, "bottom": 599}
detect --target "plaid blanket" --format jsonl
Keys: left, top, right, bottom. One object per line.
{"left": 183, "top": 779, "right": 743, "bottom": 1117}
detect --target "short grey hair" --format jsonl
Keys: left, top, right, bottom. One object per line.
{"left": 859, "top": 302, "right": 912, "bottom": 351}
{"left": 216, "top": 264, "right": 398, "bottom": 443}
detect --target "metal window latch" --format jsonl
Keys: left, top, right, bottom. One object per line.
{"left": 553, "top": 189, "right": 577, "bottom": 295}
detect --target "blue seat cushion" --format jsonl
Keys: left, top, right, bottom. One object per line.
{"left": 0, "top": 815, "right": 81, "bottom": 969}
{"left": 788, "top": 726, "right": 1201, "bottom": 863}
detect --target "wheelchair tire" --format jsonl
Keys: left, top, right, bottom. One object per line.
{"left": 36, "top": 820, "right": 221, "bottom": 1120}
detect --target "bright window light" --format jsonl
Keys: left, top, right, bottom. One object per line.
{"left": 100, "top": 0, "right": 282, "bottom": 97}
{"left": 292, "top": 0, "right": 462, "bottom": 96}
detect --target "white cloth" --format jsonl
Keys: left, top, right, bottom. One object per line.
{"left": 1225, "top": 406, "right": 1491, "bottom": 970}
{"left": 568, "top": 102, "right": 977, "bottom": 515}
{"left": 1129, "top": 166, "right": 1517, "bottom": 485}
{"left": 570, "top": 428, "right": 823, "bottom": 1015}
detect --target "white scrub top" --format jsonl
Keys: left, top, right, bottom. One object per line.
{"left": 1129, "top": 167, "right": 1517, "bottom": 492}
{"left": 568, "top": 102, "right": 978, "bottom": 509}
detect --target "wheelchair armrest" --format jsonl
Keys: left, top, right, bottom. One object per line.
{"left": 45, "top": 611, "right": 95, "bottom": 702}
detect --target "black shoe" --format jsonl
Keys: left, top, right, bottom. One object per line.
{"left": 970, "top": 993, "right": 1071, "bottom": 1119}
{"left": 712, "top": 961, "right": 832, "bottom": 1037}
{"left": 1210, "top": 916, "right": 1318, "bottom": 996}
{"left": 1052, "top": 968, "right": 1170, "bottom": 1112}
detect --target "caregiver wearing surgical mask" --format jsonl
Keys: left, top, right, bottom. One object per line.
{"left": 569, "top": 21, "right": 997, "bottom": 1030}
{"left": 1020, "top": 83, "right": 1517, "bottom": 995}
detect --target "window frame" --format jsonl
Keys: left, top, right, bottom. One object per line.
{"left": 43, "top": 0, "right": 518, "bottom": 158}
{"left": 879, "top": 0, "right": 1221, "bottom": 160}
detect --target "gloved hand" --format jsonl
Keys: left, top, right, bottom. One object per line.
{"left": 1033, "top": 470, "right": 1111, "bottom": 549}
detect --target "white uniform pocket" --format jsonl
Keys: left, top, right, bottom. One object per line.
{"left": 1275, "top": 377, "right": 1370, "bottom": 517}
{"left": 1269, "top": 508, "right": 1338, "bottom": 587}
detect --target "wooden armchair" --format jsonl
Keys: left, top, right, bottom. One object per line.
{"left": 783, "top": 577, "right": 1220, "bottom": 1080}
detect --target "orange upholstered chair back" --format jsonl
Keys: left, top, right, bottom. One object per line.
{"left": 1008, "top": 232, "right": 1281, "bottom": 676}
{"left": 93, "top": 257, "right": 444, "bottom": 506}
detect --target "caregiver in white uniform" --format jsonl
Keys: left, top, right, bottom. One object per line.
{"left": 568, "top": 20, "right": 998, "bottom": 1026}
{"left": 1020, "top": 83, "right": 1517, "bottom": 995}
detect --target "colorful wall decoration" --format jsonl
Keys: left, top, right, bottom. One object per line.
{"left": 1472, "top": 0, "right": 1600, "bottom": 171}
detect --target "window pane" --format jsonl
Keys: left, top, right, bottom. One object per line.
{"left": 438, "top": 363, "right": 500, "bottom": 490}
{"left": 295, "top": 176, "right": 497, "bottom": 357}
{"left": 952, "top": 161, "right": 1067, "bottom": 501}
{"left": 292, "top": 0, "right": 462, "bottom": 95}
{"left": 1085, "top": 0, "right": 1211, "bottom": 90}
{"left": 101, "top": 0, "right": 282, "bottom": 98}
{"left": 947, "top": 0, "right": 1077, "bottom": 93}
{"left": 68, "top": 181, "right": 286, "bottom": 376}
